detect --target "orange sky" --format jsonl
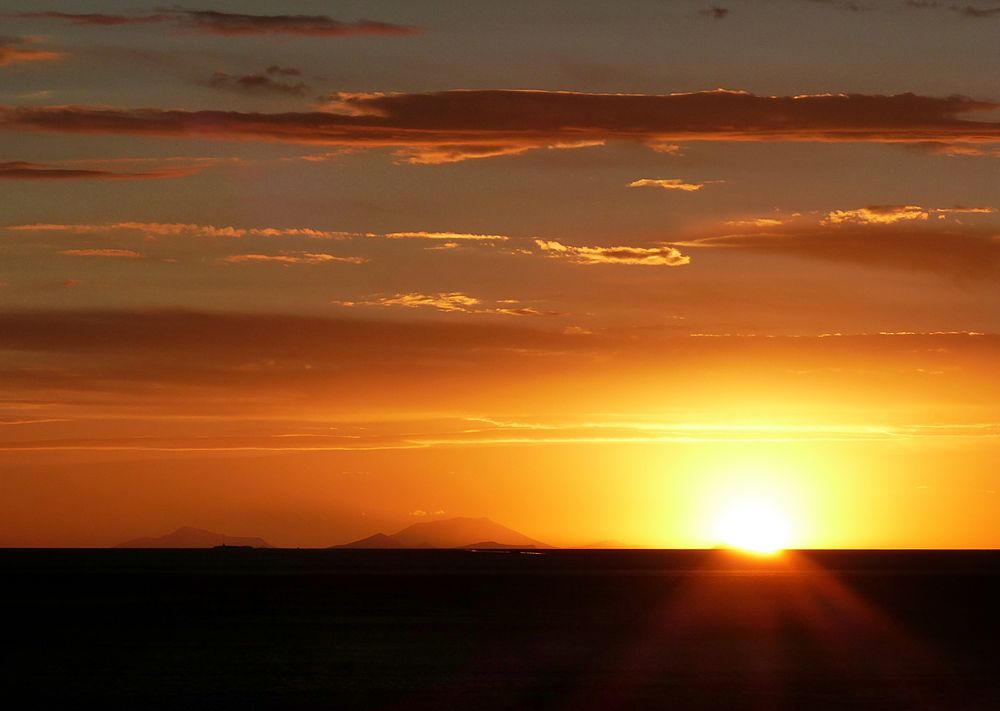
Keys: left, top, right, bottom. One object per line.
{"left": 1, "top": 1, "right": 998, "bottom": 547}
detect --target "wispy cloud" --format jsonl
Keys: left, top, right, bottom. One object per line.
{"left": 0, "top": 160, "right": 200, "bottom": 180}
{"left": 10, "top": 9, "right": 419, "bottom": 37}
{"left": 824, "top": 204, "right": 996, "bottom": 224}
{"left": 628, "top": 178, "right": 720, "bottom": 192}
{"left": 683, "top": 206, "right": 1000, "bottom": 279}
{"left": 59, "top": 248, "right": 143, "bottom": 259}
{"left": 698, "top": 7, "right": 730, "bottom": 19}
{"left": 0, "top": 37, "right": 63, "bottom": 67}
{"left": 384, "top": 231, "right": 509, "bottom": 242}
{"left": 824, "top": 204, "right": 930, "bottom": 224}
{"left": 203, "top": 66, "right": 309, "bottom": 96}
{"left": 220, "top": 251, "right": 365, "bottom": 265}
{"left": 535, "top": 239, "right": 691, "bottom": 266}
{"left": 333, "top": 292, "right": 555, "bottom": 316}
{"left": 8, "top": 222, "right": 360, "bottom": 239}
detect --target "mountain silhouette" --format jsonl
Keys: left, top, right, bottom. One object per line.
{"left": 116, "top": 526, "right": 272, "bottom": 549}
{"left": 339, "top": 532, "right": 406, "bottom": 548}
{"left": 334, "top": 517, "right": 548, "bottom": 549}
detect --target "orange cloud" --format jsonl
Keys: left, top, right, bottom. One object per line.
{"left": 0, "top": 160, "right": 199, "bottom": 180}
{"left": 384, "top": 231, "right": 509, "bottom": 242}
{"left": 824, "top": 204, "right": 997, "bottom": 224}
{"left": 628, "top": 178, "right": 719, "bottom": 192}
{"left": 824, "top": 205, "right": 930, "bottom": 224}
{"left": 333, "top": 293, "right": 554, "bottom": 316}
{"left": 683, "top": 218, "right": 1000, "bottom": 279}
{"left": 391, "top": 145, "right": 536, "bottom": 164}
{"left": 726, "top": 218, "right": 786, "bottom": 227}
{"left": 11, "top": 10, "right": 419, "bottom": 37}
{"left": 221, "top": 252, "right": 365, "bottom": 265}
{"left": 59, "top": 249, "right": 143, "bottom": 259}
{"left": 0, "top": 45, "right": 63, "bottom": 67}
{"left": 8, "top": 222, "right": 358, "bottom": 239}
{"left": 535, "top": 239, "right": 691, "bottom": 266}
{"left": 2, "top": 91, "right": 997, "bottom": 160}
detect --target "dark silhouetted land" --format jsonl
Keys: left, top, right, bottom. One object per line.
{"left": 2, "top": 549, "right": 999, "bottom": 710}
{"left": 334, "top": 516, "right": 549, "bottom": 549}
{"left": 116, "top": 526, "right": 272, "bottom": 549}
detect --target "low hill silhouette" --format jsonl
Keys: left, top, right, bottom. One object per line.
{"left": 334, "top": 517, "right": 549, "bottom": 549}
{"left": 116, "top": 526, "right": 272, "bottom": 549}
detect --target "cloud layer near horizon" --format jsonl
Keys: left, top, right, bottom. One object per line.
{"left": 10, "top": 9, "right": 418, "bottom": 37}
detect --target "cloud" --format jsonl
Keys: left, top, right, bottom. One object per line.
{"left": 682, "top": 212, "right": 1000, "bottom": 279}
{"left": 2, "top": 91, "right": 997, "bottom": 162}
{"left": 220, "top": 251, "right": 365, "bottom": 265}
{"left": 391, "top": 144, "right": 536, "bottom": 164}
{"left": 628, "top": 178, "right": 720, "bottom": 192}
{"left": 951, "top": 4, "right": 1000, "bottom": 17}
{"left": 204, "top": 70, "right": 308, "bottom": 96}
{"left": 823, "top": 204, "right": 996, "bottom": 224}
{"left": 8, "top": 12, "right": 167, "bottom": 26}
{"left": 806, "top": 0, "right": 872, "bottom": 10}
{"left": 726, "top": 218, "right": 786, "bottom": 227}
{"left": 824, "top": 204, "right": 930, "bottom": 224}
{"left": 335, "top": 292, "right": 480, "bottom": 313}
{"left": 389, "top": 140, "right": 605, "bottom": 164}
{"left": 0, "top": 160, "right": 199, "bottom": 180}
{"left": 10, "top": 9, "right": 419, "bottom": 37}
{"left": 8, "top": 222, "right": 359, "bottom": 239}
{"left": 265, "top": 65, "right": 301, "bottom": 77}
{"left": 535, "top": 239, "right": 691, "bottom": 266}
{"left": 384, "top": 231, "right": 509, "bottom": 242}
{"left": 59, "top": 249, "right": 143, "bottom": 259}
{"left": 333, "top": 293, "right": 555, "bottom": 316}
{"left": 0, "top": 37, "right": 63, "bottom": 67}
{"left": 698, "top": 7, "right": 730, "bottom": 19}
{"left": 1, "top": 309, "right": 998, "bottom": 431}
{"left": 904, "top": 1, "right": 1000, "bottom": 16}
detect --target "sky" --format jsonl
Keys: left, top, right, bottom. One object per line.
{"left": 1, "top": 0, "right": 999, "bottom": 548}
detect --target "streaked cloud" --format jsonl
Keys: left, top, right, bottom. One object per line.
{"left": 2, "top": 91, "right": 997, "bottom": 162}
{"left": 384, "top": 231, "right": 509, "bottom": 242}
{"left": 824, "top": 204, "right": 996, "bottom": 224}
{"left": 8, "top": 222, "right": 359, "bottom": 239}
{"left": 535, "top": 239, "right": 691, "bottom": 266}
{"left": 726, "top": 218, "right": 786, "bottom": 227}
{"left": 333, "top": 292, "right": 555, "bottom": 316}
{"left": 683, "top": 215, "right": 1000, "bottom": 279}
{"left": 203, "top": 67, "right": 309, "bottom": 96}
{"left": 628, "top": 178, "right": 720, "bottom": 192}
{"left": 698, "top": 7, "right": 730, "bottom": 19}
{"left": 221, "top": 251, "right": 365, "bottom": 265}
{"left": 0, "top": 160, "right": 200, "bottom": 180}
{"left": 59, "top": 248, "right": 143, "bottom": 259}
{"left": 0, "top": 37, "right": 63, "bottom": 67}
{"left": 10, "top": 9, "right": 419, "bottom": 37}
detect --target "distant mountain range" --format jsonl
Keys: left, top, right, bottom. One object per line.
{"left": 334, "top": 517, "right": 549, "bottom": 549}
{"left": 116, "top": 526, "right": 272, "bottom": 549}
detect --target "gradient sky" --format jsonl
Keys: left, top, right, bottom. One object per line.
{"left": 1, "top": 0, "right": 999, "bottom": 548}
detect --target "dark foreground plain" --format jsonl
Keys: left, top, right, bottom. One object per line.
{"left": 3, "top": 549, "right": 999, "bottom": 710}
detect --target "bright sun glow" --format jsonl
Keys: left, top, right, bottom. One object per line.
{"left": 715, "top": 498, "right": 791, "bottom": 554}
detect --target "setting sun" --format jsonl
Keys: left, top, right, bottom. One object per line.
{"left": 715, "top": 498, "right": 792, "bottom": 554}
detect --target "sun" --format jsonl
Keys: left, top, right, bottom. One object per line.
{"left": 714, "top": 497, "right": 791, "bottom": 554}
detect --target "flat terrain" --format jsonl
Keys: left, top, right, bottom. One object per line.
{"left": 2, "top": 549, "right": 998, "bottom": 710}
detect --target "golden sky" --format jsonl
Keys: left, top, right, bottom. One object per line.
{"left": 1, "top": 1, "right": 998, "bottom": 547}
